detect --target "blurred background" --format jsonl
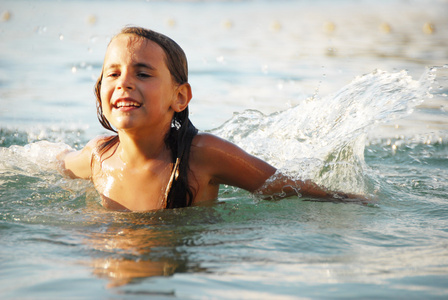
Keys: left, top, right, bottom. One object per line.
{"left": 0, "top": 0, "right": 446, "bottom": 139}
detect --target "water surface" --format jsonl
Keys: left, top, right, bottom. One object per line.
{"left": 1, "top": 0, "right": 448, "bottom": 299}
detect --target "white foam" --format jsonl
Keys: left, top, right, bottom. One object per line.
{"left": 212, "top": 69, "right": 436, "bottom": 194}
{"left": 1, "top": 141, "right": 73, "bottom": 176}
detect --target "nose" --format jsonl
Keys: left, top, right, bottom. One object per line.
{"left": 116, "top": 72, "right": 134, "bottom": 91}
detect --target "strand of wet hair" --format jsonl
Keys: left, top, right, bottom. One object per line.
{"left": 165, "top": 109, "right": 198, "bottom": 208}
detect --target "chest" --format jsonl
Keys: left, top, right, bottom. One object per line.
{"left": 92, "top": 161, "right": 172, "bottom": 211}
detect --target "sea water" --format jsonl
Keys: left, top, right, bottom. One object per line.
{"left": 1, "top": 0, "right": 448, "bottom": 299}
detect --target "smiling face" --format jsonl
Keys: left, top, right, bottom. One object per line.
{"left": 99, "top": 34, "right": 178, "bottom": 134}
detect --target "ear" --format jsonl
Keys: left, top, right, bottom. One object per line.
{"left": 172, "top": 83, "right": 192, "bottom": 113}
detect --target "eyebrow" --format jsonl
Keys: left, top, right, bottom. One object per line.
{"left": 134, "top": 62, "right": 156, "bottom": 70}
{"left": 104, "top": 62, "right": 156, "bottom": 70}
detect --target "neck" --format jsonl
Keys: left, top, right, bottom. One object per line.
{"left": 116, "top": 125, "right": 172, "bottom": 166}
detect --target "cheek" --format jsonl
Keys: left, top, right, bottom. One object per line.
{"left": 100, "top": 85, "right": 112, "bottom": 110}
{"left": 101, "top": 101, "right": 109, "bottom": 115}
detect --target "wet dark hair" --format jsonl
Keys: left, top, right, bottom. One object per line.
{"left": 94, "top": 26, "right": 198, "bottom": 209}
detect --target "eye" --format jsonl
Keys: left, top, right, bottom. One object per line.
{"left": 137, "top": 72, "right": 151, "bottom": 78}
{"left": 107, "top": 72, "right": 120, "bottom": 78}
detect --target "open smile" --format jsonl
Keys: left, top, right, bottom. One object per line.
{"left": 112, "top": 98, "right": 142, "bottom": 110}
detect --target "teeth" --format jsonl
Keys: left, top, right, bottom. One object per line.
{"left": 115, "top": 101, "right": 141, "bottom": 108}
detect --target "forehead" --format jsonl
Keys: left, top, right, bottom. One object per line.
{"left": 104, "top": 34, "right": 167, "bottom": 67}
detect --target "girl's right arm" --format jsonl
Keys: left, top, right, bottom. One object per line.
{"left": 57, "top": 137, "right": 101, "bottom": 179}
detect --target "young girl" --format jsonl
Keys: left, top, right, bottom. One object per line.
{"left": 60, "top": 26, "right": 363, "bottom": 212}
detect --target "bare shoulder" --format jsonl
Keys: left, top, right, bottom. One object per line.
{"left": 62, "top": 135, "right": 115, "bottom": 179}
{"left": 87, "top": 135, "right": 115, "bottom": 153}
{"left": 190, "top": 132, "right": 246, "bottom": 164}
{"left": 190, "top": 132, "right": 276, "bottom": 192}
{"left": 191, "top": 132, "right": 232, "bottom": 152}
{"left": 189, "top": 132, "right": 224, "bottom": 170}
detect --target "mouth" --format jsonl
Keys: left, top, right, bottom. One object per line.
{"left": 112, "top": 98, "right": 142, "bottom": 110}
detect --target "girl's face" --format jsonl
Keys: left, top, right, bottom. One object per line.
{"left": 100, "top": 34, "right": 178, "bottom": 135}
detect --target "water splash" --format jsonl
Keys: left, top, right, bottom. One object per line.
{"left": 0, "top": 141, "right": 72, "bottom": 177}
{"left": 212, "top": 68, "right": 436, "bottom": 194}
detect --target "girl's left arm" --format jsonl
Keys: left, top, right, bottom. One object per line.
{"left": 193, "top": 133, "right": 276, "bottom": 193}
{"left": 197, "top": 133, "right": 367, "bottom": 202}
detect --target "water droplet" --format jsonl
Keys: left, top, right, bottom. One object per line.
{"left": 87, "top": 14, "right": 97, "bottom": 25}
{"left": 90, "top": 35, "right": 98, "bottom": 43}
{"left": 166, "top": 18, "right": 176, "bottom": 28}
{"left": 379, "top": 22, "right": 392, "bottom": 34}
{"left": 35, "top": 26, "right": 47, "bottom": 35}
{"left": 326, "top": 47, "right": 336, "bottom": 56}
{"left": 1, "top": 10, "right": 11, "bottom": 22}
{"left": 423, "top": 22, "right": 435, "bottom": 34}
{"left": 71, "top": 66, "right": 77, "bottom": 73}
{"left": 270, "top": 20, "right": 282, "bottom": 32}
{"left": 222, "top": 19, "right": 233, "bottom": 29}
{"left": 59, "top": 34, "right": 64, "bottom": 41}
{"left": 261, "top": 64, "right": 269, "bottom": 74}
{"left": 216, "top": 56, "right": 225, "bottom": 64}
{"left": 323, "top": 21, "right": 336, "bottom": 34}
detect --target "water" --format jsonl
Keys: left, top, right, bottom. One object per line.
{"left": 1, "top": 0, "right": 448, "bottom": 299}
